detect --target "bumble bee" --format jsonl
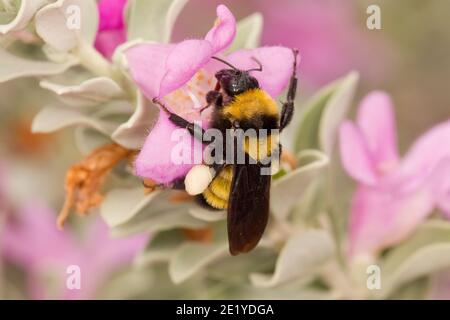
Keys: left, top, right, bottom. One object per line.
{"left": 154, "top": 49, "right": 298, "bottom": 255}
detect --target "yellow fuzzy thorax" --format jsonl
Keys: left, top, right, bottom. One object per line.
{"left": 221, "top": 89, "right": 278, "bottom": 121}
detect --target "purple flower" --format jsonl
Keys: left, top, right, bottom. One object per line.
{"left": 1, "top": 201, "right": 146, "bottom": 299}
{"left": 339, "top": 91, "right": 450, "bottom": 259}
{"left": 125, "top": 4, "right": 299, "bottom": 185}
{"left": 94, "top": 0, "right": 127, "bottom": 59}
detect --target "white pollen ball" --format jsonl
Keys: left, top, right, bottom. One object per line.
{"left": 184, "top": 165, "right": 213, "bottom": 196}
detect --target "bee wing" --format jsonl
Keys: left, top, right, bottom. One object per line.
{"left": 227, "top": 162, "right": 271, "bottom": 255}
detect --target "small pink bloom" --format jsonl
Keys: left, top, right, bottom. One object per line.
{"left": 95, "top": 0, "right": 128, "bottom": 60}
{"left": 339, "top": 91, "right": 450, "bottom": 259}
{"left": 125, "top": 5, "right": 299, "bottom": 184}
{"left": 1, "top": 201, "right": 146, "bottom": 299}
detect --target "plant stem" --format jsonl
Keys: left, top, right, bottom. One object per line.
{"left": 74, "top": 40, "right": 117, "bottom": 80}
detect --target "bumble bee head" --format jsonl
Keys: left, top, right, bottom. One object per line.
{"left": 215, "top": 69, "right": 259, "bottom": 97}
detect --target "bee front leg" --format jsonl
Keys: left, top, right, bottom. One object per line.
{"left": 280, "top": 49, "right": 299, "bottom": 131}
{"left": 153, "top": 98, "right": 206, "bottom": 143}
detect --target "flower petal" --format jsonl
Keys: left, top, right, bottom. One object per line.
{"left": 223, "top": 46, "right": 298, "bottom": 97}
{"left": 204, "top": 4, "right": 236, "bottom": 53}
{"left": 95, "top": 28, "right": 126, "bottom": 60}
{"left": 1, "top": 201, "right": 75, "bottom": 266}
{"left": 356, "top": 91, "right": 399, "bottom": 168}
{"left": 134, "top": 111, "right": 203, "bottom": 184}
{"left": 125, "top": 4, "right": 236, "bottom": 100}
{"left": 348, "top": 184, "right": 435, "bottom": 259}
{"left": 97, "top": 0, "right": 127, "bottom": 31}
{"left": 125, "top": 41, "right": 212, "bottom": 99}
{"left": 339, "top": 121, "right": 378, "bottom": 185}
{"left": 397, "top": 120, "right": 450, "bottom": 190}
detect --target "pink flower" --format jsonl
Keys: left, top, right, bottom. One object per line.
{"left": 339, "top": 91, "right": 450, "bottom": 259}
{"left": 94, "top": 0, "right": 128, "bottom": 60}
{"left": 125, "top": 4, "right": 298, "bottom": 184}
{"left": 1, "top": 201, "right": 146, "bottom": 299}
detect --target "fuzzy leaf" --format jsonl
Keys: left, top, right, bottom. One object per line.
{"left": 134, "top": 230, "right": 186, "bottom": 267}
{"left": 127, "top": 0, "right": 188, "bottom": 43}
{"left": 250, "top": 230, "right": 333, "bottom": 287}
{"left": 40, "top": 77, "right": 125, "bottom": 106}
{"left": 227, "top": 12, "right": 263, "bottom": 52}
{"left": 319, "top": 72, "right": 359, "bottom": 154}
{"left": 0, "top": 48, "right": 77, "bottom": 82}
{"left": 108, "top": 190, "right": 206, "bottom": 237}
{"left": 271, "top": 150, "right": 329, "bottom": 221}
{"left": 169, "top": 225, "right": 228, "bottom": 284}
{"left": 380, "top": 220, "right": 450, "bottom": 297}
{"left": 35, "top": 0, "right": 98, "bottom": 52}
{"left": 0, "top": 0, "right": 48, "bottom": 34}
{"left": 31, "top": 106, "right": 116, "bottom": 135}
{"left": 295, "top": 72, "right": 359, "bottom": 154}
{"left": 112, "top": 92, "right": 158, "bottom": 149}
{"left": 100, "top": 187, "right": 158, "bottom": 228}
{"left": 74, "top": 126, "right": 111, "bottom": 155}
{"left": 188, "top": 207, "right": 226, "bottom": 222}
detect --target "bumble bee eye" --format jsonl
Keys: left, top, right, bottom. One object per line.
{"left": 248, "top": 76, "right": 259, "bottom": 89}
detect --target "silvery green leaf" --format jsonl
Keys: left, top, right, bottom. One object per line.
{"left": 127, "top": 0, "right": 188, "bottom": 43}
{"left": 71, "top": 101, "right": 132, "bottom": 152}
{"left": 134, "top": 230, "right": 186, "bottom": 267}
{"left": 188, "top": 207, "right": 226, "bottom": 222}
{"left": 109, "top": 190, "right": 206, "bottom": 237}
{"left": 35, "top": 0, "right": 98, "bottom": 52}
{"left": 31, "top": 106, "right": 117, "bottom": 135}
{"left": 271, "top": 150, "right": 329, "bottom": 221}
{"left": 292, "top": 177, "right": 325, "bottom": 224}
{"left": 112, "top": 92, "right": 158, "bottom": 149}
{"left": 379, "top": 220, "right": 450, "bottom": 297}
{"left": 319, "top": 72, "right": 359, "bottom": 154}
{"left": 207, "top": 248, "right": 277, "bottom": 285}
{"left": 229, "top": 280, "right": 332, "bottom": 300}
{"left": 100, "top": 187, "right": 158, "bottom": 228}
{"left": 40, "top": 77, "right": 126, "bottom": 107}
{"left": 0, "top": 47, "right": 77, "bottom": 82}
{"left": 227, "top": 12, "right": 263, "bottom": 52}
{"left": 32, "top": 100, "right": 129, "bottom": 134}
{"left": 388, "top": 277, "right": 430, "bottom": 300}
{"left": 0, "top": 0, "right": 48, "bottom": 34}
{"left": 250, "top": 230, "right": 333, "bottom": 288}
{"left": 295, "top": 72, "right": 359, "bottom": 155}
{"left": 169, "top": 241, "right": 227, "bottom": 284}
{"left": 98, "top": 268, "right": 156, "bottom": 299}
{"left": 74, "top": 126, "right": 111, "bottom": 155}
{"left": 169, "top": 225, "right": 228, "bottom": 284}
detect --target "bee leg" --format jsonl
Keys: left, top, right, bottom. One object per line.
{"left": 199, "top": 90, "right": 223, "bottom": 113}
{"left": 280, "top": 49, "right": 299, "bottom": 131}
{"left": 152, "top": 98, "right": 206, "bottom": 143}
{"left": 171, "top": 177, "right": 186, "bottom": 190}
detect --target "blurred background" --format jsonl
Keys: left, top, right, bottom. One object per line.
{"left": 0, "top": 0, "right": 449, "bottom": 299}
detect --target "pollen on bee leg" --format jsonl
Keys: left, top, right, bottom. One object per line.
{"left": 57, "top": 143, "right": 133, "bottom": 229}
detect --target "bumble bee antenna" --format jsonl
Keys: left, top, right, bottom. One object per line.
{"left": 211, "top": 56, "right": 238, "bottom": 70}
{"left": 246, "top": 57, "right": 263, "bottom": 72}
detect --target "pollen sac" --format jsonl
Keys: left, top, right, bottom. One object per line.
{"left": 184, "top": 164, "right": 214, "bottom": 195}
